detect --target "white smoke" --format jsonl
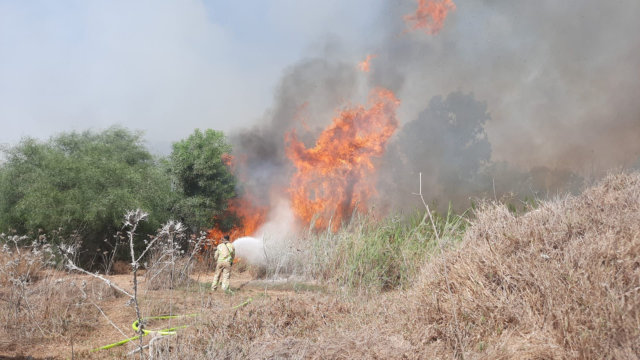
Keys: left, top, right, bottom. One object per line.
{"left": 233, "top": 197, "right": 296, "bottom": 266}
{"left": 254, "top": 196, "right": 296, "bottom": 240}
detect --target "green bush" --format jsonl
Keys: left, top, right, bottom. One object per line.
{"left": 169, "top": 129, "right": 237, "bottom": 231}
{"left": 0, "top": 126, "right": 175, "bottom": 264}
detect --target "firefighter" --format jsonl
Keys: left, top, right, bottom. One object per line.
{"left": 211, "top": 235, "right": 235, "bottom": 292}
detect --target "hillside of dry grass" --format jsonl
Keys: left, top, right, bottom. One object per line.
{"left": 2, "top": 172, "right": 640, "bottom": 359}
{"left": 405, "top": 172, "right": 640, "bottom": 358}
{"left": 187, "top": 172, "right": 640, "bottom": 359}
{"left": 108, "top": 172, "right": 640, "bottom": 359}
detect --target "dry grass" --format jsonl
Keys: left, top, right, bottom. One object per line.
{"left": 0, "top": 233, "right": 122, "bottom": 356}
{"left": 4, "top": 172, "right": 640, "bottom": 359}
{"left": 0, "top": 273, "right": 119, "bottom": 352}
{"left": 111, "top": 260, "right": 130, "bottom": 275}
{"left": 145, "top": 172, "right": 640, "bottom": 359}
{"left": 406, "top": 172, "right": 640, "bottom": 358}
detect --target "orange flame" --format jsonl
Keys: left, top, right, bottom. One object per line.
{"left": 207, "top": 195, "right": 267, "bottom": 246}
{"left": 206, "top": 155, "right": 268, "bottom": 249}
{"left": 404, "top": 0, "right": 456, "bottom": 35}
{"left": 285, "top": 88, "right": 400, "bottom": 231}
{"left": 358, "top": 54, "right": 377, "bottom": 73}
{"left": 221, "top": 153, "right": 234, "bottom": 167}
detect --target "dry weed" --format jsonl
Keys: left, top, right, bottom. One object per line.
{"left": 407, "top": 172, "right": 640, "bottom": 358}
{"left": 111, "top": 260, "right": 130, "bottom": 275}
{"left": 0, "top": 274, "right": 118, "bottom": 351}
{"left": 6, "top": 173, "right": 640, "bottom": 359}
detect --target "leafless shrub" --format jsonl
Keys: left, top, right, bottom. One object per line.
{"left": 0, "top": 233, "right": 51, "bottom": 286}
{"left": 144, "top": 229, "right": 207, "bottom": 292}
{"left": 62, "top": 209, "right": 190, "bottom": 358}
{"left": 144, "top": 254, "right": 190, "bottom": 291}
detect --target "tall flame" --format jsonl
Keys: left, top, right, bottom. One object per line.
{"left": 358, "top": 54, "right": 377, "bottom": 73}
{"left": 404, "top": 0, "right": 456, "bottom": 35}
{"left": 285, "top": 88, "right": 400, "bottom": 231}
{"left": 206, "top": 155, "right": 267, "bottom": 247}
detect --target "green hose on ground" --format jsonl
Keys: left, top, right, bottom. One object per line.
{"left": 91, "top": 298, "right": 252, "bottom": 352}
{"left": 232, "top": 297, "right": 252, "bottom": 309}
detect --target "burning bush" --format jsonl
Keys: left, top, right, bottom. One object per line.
{"left": 286, "top": 88, "right": 400, "bottom": 231}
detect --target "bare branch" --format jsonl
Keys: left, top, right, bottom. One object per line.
{"left": 71, "top": 282, "right": 129, "bottom": 339}
{"left": 65, "top": 260, "right": 133, "bottom": 298}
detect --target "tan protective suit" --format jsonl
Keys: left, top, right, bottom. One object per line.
{"left": 211, "top": 241, "right": 235, "bottom": 291}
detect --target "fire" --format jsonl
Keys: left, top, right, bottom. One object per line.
{"left": 221, "top": 153, "right": 234, "bottom": 167}
{"left": 358, "top": 54, "right": 377, "bottom": 72}
{"left": 404, "top": 0, "right": 456, "bottom": 35}
{"left": 206, "top": 155, "right": 268, "bottom": 248}
{"left": 207, "top": 196, "right": 267, "bottom": 242}
{"left": 285, "top": 88, "right": 400, "bottom": 231}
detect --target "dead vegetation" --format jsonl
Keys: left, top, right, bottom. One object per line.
{"left": 2, "top": 172, "right": 640, "bottom": 359}
{"left": 407, "top": 172, "right": 640, "bottom": 358}
{"left": 153, "top": 172, "right": 640, "bottom": 359}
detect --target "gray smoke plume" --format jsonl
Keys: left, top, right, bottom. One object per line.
{"left": 370, "top": 0, "right": 640, "bottom": 210}
{"left": 230, "top": 57, "right": 359, "bottom": 207}
{"left": 232, "top": 0, "right": 640, "bottom": 215}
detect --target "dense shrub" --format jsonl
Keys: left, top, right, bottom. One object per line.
{"left": 169, "top": 129, "right": 237, "bottom": 232}
{"left": 0, "top": 126, "right": 175, "bottom": 264}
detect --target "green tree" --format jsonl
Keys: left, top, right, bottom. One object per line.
{"left": 169, "top": 129, "right": 237, "bottom": 231}
{"left": 0, "top": 126, "right": 174, "bottom": 261}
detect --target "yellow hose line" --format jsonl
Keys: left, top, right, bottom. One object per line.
{"left": 92, "top": 298, "right": 252, "bottom": 352}
{"left": 132, "top": 313, "right": 198, "bottom": 336}
{"left": 232, "top": 297, "right": 252, "bottom": 309}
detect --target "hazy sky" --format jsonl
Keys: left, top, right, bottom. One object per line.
{"left": 2, "top": 0, "right": 638, "bottom": 172}
{"left": 0, "top": 0, "right": 384, "bottom": 154}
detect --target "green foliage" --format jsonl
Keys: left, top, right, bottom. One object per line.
{"left": 306, "top": 207, "right": 468, "bottom": 292}
{"left": 0, "top": 126, "right": 174, "bottom": 261}
{"left": 169, "top": 129, "right": 237, "bottom": 231}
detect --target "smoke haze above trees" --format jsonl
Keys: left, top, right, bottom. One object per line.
{"left": 229, "top": 0, "right": 640, "bottom": 212}
{"left": 1, "top": 0, "right": 638, "bottom": 214}
{"left": 370, "top": 0, "right": 640, "bottom": 172}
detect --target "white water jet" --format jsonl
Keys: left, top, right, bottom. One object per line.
{"left": 232, "top": 197, "right": 297, "bottom": 266}
{"left": 233, "top": 236, "right": 265, "bottom": 265}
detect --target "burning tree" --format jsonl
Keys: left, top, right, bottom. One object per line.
{"left": 285, "top": 88, "right": 400, "bottom": 231}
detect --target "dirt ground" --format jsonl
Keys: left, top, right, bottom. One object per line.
{"left": 1, "top": 269, "right": 318, "bottom": 359}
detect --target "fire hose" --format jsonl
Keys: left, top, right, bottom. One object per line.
{"left": 91, "top": 298, "right": 253, "bottom": 352}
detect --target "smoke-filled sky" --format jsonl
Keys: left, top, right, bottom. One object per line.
{"left": 2, "top": 0, "right": 639, "bottom": 174}
{"left": 0, "top": 0, "right": 384, "bottom": 153}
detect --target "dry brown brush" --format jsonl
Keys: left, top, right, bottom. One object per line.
{"left": 407, "top": 172, "right": 640, "bottom": 359}
{"left": 106, "top": 174, "right": 640, "bottom": 359}
{"left": 5, "top": 173, "right": 640, "bottom": 359}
